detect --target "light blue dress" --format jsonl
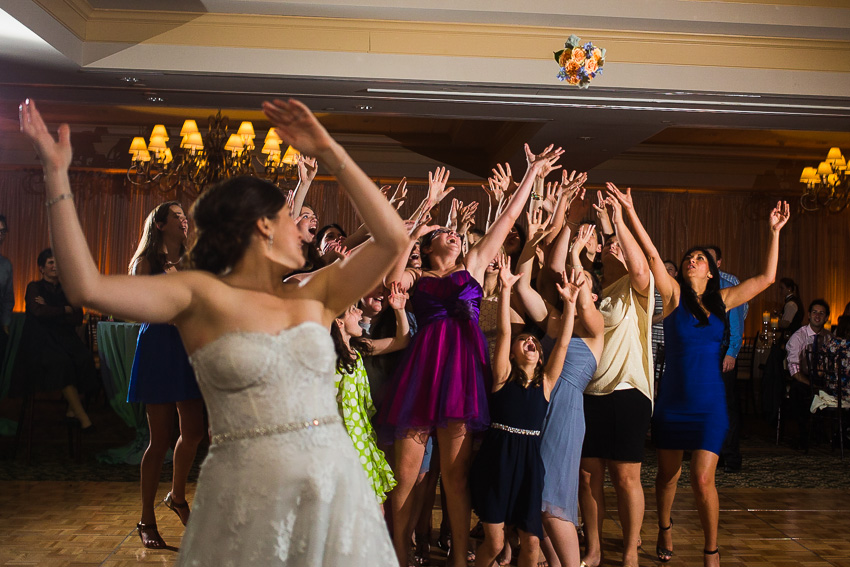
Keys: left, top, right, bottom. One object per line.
{"left": 539, "top": 337, "right": 597, "bottom": 524}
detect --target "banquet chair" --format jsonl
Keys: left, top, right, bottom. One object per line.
{"left": 735, "top": 336, "right": 757, "bottom": 415}
{"left": 805, "top": 339, "right": 849, "bottom": 458}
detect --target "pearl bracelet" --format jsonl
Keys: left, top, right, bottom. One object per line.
{"left": 45, "top": 193, "right": 73, "bottom": 208}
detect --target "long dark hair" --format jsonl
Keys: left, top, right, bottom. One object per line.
{"left": 129, "top": 201, "right": 184, "bottom": 275}
{"left": 188, "top": 176, "right": 287, "bottom": 274}
{"left": 330, "top": 313, "right": 373, "bottom": 374}
{"left": 676, "top": 246, "right": 727, "bottom": 327}
{"left": 506, "top": 334, "right": 545, "bottom": 388}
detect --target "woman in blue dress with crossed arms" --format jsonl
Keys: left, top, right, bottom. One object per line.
{"left": 606, "top": 184, "right": 789, "bottom": 567}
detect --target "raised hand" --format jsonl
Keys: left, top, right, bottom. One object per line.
{"left": 390, "top": 177, "right": 408, "bottom": 210}
{"left": 427, "top": 166, "right": 454, "bottom": 204}
{"left": 284, "top": 189, "right": 295, "bottom": 211}
{"left": 412, "top": 218, "right": 438, "bottom": 240}
{"left": 562, "top": 170, "right": 588, "bottom": 204}
{"left": 447, "top": 198, "right": 462, "bottom": 229}
{"left": 482, "top": 177, "right": 506, "bottom": 206}
{"left": 459, "top": 201, "right": 479, "bottom": 228}
{"left": 387, "top": 281, "right": 409, "bottom": 311}
{"left": 541, "top": 181, "right": 560, "bottom": 214}
{"left": 556, "top": 268, "right": 585, "bottom": 304}
{"left": 525, "top": 143, "right": 564, "bottom": 179}
{"left": 19, "top": 99, "right": 73, "bottom": 172}
{"left": 496, "top": 252, "right": 522, "bottom": 290}
{"left": 526, "top": 207, "right": 554, "bottom": 243}
{"left": 297, "top": 155, "right": 318, "bottom": 184}
{"left": 261, "top": 99, "right": 335, "bottom": 157}
{"left": 571, "top": 223, "right": 596, "bottom": 255}
{"left": 605, "top": 182, "right": 634, "bottom": 212}
{"left": 769, "top": 201, "right": 790, "bottom": 232}
{"left": 491, "top": 163, "right": 517, "bottom": 196}
{"left": 525, "top": 144, "right": 564, "bottom": 177}
{"left": 604, "top": 195, "right": 623, "bottom": 225}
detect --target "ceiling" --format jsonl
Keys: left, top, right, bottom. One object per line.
{"left": 1, "top": 0, "right": 849, "bottom": 192}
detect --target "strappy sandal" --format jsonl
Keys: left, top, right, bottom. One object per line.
{"left": 137, "top": 522, "right": 166, "bottom": 549}
{"left": 704, "top": 547, "right": 720, "bottom": 564}
{"left": 163, "top": 492, "right": 190, "bottom": 526}
{"left": 656, "top": 519, "right": 674, "bottom": 562}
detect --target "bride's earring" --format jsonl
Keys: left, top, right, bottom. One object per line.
{"left": 267, "top": 232, "right": 274, "bottom": 251}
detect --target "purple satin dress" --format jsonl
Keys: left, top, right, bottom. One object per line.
{"left": 378, "top": 270, "right": 491, "bottom": 440}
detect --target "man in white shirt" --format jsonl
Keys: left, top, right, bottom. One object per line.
{"left": 785, "top": 299, "right": 831, "bottom": 452}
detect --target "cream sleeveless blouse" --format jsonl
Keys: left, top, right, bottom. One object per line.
{"left": 585, "top": 273, "right": 655, "bottom": 404}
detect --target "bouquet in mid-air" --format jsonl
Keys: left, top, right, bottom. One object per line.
{"left": 555, "top": 35, "right": 605, "bottom": 88}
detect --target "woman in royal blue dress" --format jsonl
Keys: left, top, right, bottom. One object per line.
{"left": 607, "top": 185, "right": 789, "bottom": 567}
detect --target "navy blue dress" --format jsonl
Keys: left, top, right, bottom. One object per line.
{"left": 470, "top": 379, "right": 548, "bottom": 538}
{"left": 127, "top": 323, "right": 201, "bottom": 404}
{"left": 651, "top": 299, "right": 729, "bottom": 454}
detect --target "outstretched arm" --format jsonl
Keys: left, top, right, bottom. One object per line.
{"left": 603, "top": 190, "right": 651, "bottom": 296}
{"left": 19, "top": 99, "right": 199, "bottom": 323}
{"left": 289, "top": 155, "right": 318, "bottom": 219}
{"left": 492, "top": 256, "right": 522, "bottom": 391}
{"left": 367, "top": 282, "right": 412, "bottom": 355}
{"left": 465, "top": 145, "right": 563, "bottom": 280}
{"left": 721, "top": 201, "right": 789, "bottom": 310}
{"left": 542, "top": 270, "right": 581, "bottom": 397}
{"left": 607, "top": 183, "right": 677, "bottom": 312}
{"left": 262, "top": 99, "right": 409, "bottom": 320}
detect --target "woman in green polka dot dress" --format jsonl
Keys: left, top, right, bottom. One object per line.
{"left": 331, "top": 282, "right": 411, "bottom": 506}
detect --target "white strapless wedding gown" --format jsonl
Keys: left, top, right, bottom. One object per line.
{"left": 176, "top": 322, "right": 396, "bottom": 567}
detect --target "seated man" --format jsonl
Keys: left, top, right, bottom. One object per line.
{"left": 785, "top": 299, "right": 831, "bottom": 452}
{"left": 11, "top": 248, "right": 97, "bottom": 428}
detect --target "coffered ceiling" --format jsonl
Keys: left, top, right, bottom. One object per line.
{"left": 1, "top": 0, "right": 849, "bottom": 192}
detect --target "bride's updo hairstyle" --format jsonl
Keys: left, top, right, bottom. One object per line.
{"left": 188, "top": 175, "right": 286, "bottom": 274}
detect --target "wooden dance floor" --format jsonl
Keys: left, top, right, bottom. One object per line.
{"left": 1, "top": 481, "right": 849, "bottom": 566}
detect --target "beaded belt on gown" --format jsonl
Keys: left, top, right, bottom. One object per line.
{"left": 490, "top": 422, "right": 541, "bottom": 436}
{"left": 210, "top": 415, "right": 341, "bottom": 445}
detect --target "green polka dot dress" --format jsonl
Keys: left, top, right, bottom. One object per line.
{"left": 335, "top": 353, "right": 397, "bottom": 503}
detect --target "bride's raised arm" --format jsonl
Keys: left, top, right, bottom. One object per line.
{"left": 262, "top": 99, "right": 409, "bottom": 320}
{"left": 19, "top": 99, "right": 199, "bottom": 324}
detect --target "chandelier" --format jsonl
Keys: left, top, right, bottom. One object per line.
{"left": 127, "top": 111, "right": 300, "bottom": 193}
{"left": 799, "top": 147, "right": 848, "bottom": 213}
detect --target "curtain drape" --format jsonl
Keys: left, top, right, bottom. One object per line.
{"left": 0, "top": 171, "right": 846, "bottom": 336}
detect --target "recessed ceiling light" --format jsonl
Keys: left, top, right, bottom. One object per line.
{"left": 579, "top": 136, "right": 593, "bottom": 141}
{"left": 146, "top": 94, "right": 165, "bottom": 103}
{"left": 356, "top": 104, "right": 372, "bottom": 111}
{"left": 120, "top": 76, "right": 140, "bottom": 84}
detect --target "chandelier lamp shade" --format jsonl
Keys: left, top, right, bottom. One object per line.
{"left": 127, "top": 111, "right": 300, "bottom": 193}
{"left": 799, "top": 147, "right": 848, "bottom": 213}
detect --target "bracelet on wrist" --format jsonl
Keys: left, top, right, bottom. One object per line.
{"left": 45, "top": 193, "right": 73, "bottom": 208}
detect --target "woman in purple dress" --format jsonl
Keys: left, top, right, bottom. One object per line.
{"left": 380, "top": 148, "right": 563, "bottom": 567}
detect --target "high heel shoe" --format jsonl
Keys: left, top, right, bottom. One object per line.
{"left": 704, "top": 547, "right": 720, "bottom": 565}
{"left": 656, "top": 518, "right": 674, "bottom": 562}
{"left": 163, "top": 492, "right": 190, "bottom": 526}
{"left": 137, "top": 522, "right": 166, "bottom": 549}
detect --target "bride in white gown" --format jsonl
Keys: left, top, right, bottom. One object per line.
{"left": 20, "top": 97, "right": 407, "bottom": 566}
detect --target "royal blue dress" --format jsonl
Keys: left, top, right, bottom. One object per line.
{"left": 470, "top": 380, "right": 548, "bottom": 538}
{"left": 651, "top": 299, "right": 729, "bottom": 454}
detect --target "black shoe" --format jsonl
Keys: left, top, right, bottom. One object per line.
{"left": 723, "top": 464, "right": 741, "bottom": 473}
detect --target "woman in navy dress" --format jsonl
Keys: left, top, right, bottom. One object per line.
{"left": 128, "top": 202, "right": 205, "bottom": 549}
{"left": 608, "top": 186, "right": 789, "bottom": 566}
{"left": 470, "top": 257, "right": 582, "bottom": 567}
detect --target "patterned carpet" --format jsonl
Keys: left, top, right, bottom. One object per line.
{"left": 1, "top": 398, "right": 848, "bottom": 488}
